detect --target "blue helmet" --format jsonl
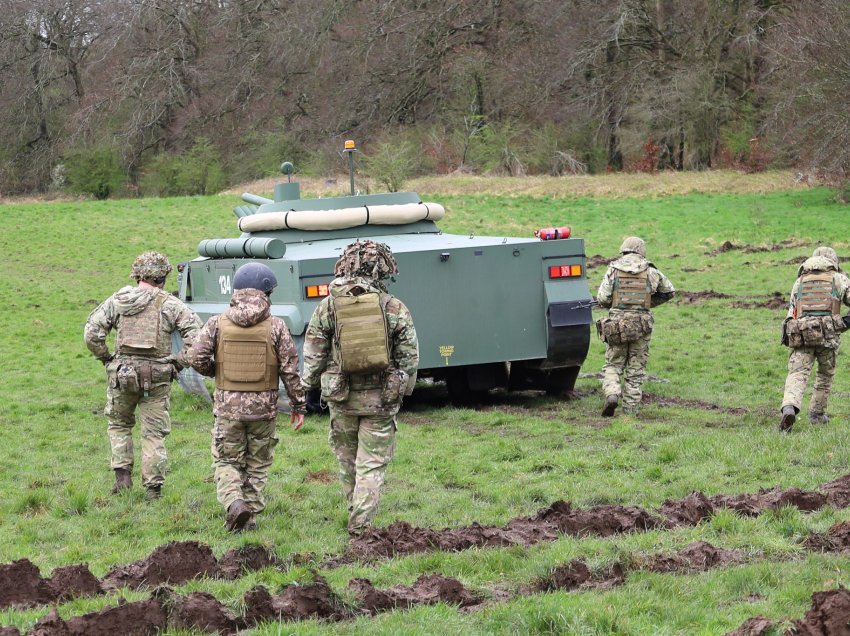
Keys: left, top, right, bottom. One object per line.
{"left": 233, "top": 263, "right": 277, "bottom": 293}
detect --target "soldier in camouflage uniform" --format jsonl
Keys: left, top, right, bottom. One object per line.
{"left": 187, "top": 262, "right": 306, "bottom": 531}
{"left": 596, "top": 237, "right": 675, "bottom": 417}
{"left": 779, "top": 247, "right": 850, "bottom": 431}
{"left": 301, "top": 240, "right": 419, "bottom": 536}
{"left": 84, "top": 251, "right": 201, "bottom": 499}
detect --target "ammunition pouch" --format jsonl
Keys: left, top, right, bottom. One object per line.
{"left": 596, "top": 313, "right": 653, "bottom": 345}
{"left": 320, "top": 370, "right": 350, "bottom": 403}
{"left": 113, "top": 360, "right": 175, "bottom": 392}
{"left": 380, "top": 369, "right": 408, "bottom": 406}
{"left": 784, "top": 315, "right": 844, "bottom": 348}
{"left": 116, "top": 363, "right": 139, "bottom": 392}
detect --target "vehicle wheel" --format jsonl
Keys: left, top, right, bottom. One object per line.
{"left": 545, "top": 366, "right": 581, "bottom": 397}
{"left": 445, "top": 367, "right": 489, "bottom": 405}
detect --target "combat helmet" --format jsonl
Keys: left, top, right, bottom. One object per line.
{"left": 334, "top": 240, "right": 398, "bottom": 280}
{"left": 619, "top": 236, "right": 646, "bottom": 257}
{"left": 233, "top": 262, "right": 278, "bottom": 293}
{"left": 812, "top": 246, "right": 840, "bottom": 270}
{"left": 131, "top": 251, "right": 172, "bottom": 282}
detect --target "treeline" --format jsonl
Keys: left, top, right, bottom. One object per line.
{"left": 0, "top": 0, "right": 848, "bottom": 197}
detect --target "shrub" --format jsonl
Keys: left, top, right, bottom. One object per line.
{"left": 139, "top": 138, "right": 226, "bottom": 197}
{"left": 361, "top": 139, "right": 419, "bottom": 192}
{"left": 228, "top": 130, "right": 310, "bottom": 182}
{"left": 64, "top": 146, "right": 125, "bottom": 199}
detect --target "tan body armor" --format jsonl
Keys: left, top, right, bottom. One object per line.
{"left": 116, "top": 291, "right": 169, "bottom": 357}
{"left": 332, "top": 292, "right": 391, "bottom": 375}
{"left": 796, "top": 273, "right": 839, "bottom": 317}
{"left": 215, "top": 315, "right": 279, "bottom": 391}
{"left": 611, "top": 269, "right": 651, "bottom": 311}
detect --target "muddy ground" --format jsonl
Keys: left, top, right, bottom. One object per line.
{"left": 727, "top": 588, "right": 850, "bottom": 636}
{"left": 705, "top": 239, "right": 809, "bottom": 256}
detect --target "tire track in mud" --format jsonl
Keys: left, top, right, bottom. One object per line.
{"left": 5, "top": 473, "right": 850, "bottom": 633}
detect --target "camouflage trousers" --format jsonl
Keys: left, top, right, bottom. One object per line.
{"left": 211, "top": 417, "right": 278, "bottom": 513}
{"left": 328, "top": 401, "right": 397, "bottom": 534}
{"left": 781, "top": 346, "right": 837, "bottom": 414}
{"left": 602, "top": 333, "right": 652, "bottom": 413}
{"left": 105, "top": 382, "right": 171, "bottom": 488}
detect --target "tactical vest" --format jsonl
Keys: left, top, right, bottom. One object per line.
{"left": 116, "top": 291, "right": 169, "bottom": 356}
{"left": 333, "top": 292, "right": 391, "bottom": 375}
{"left": 797, "top": 273, "right": 839, "bottom": 316}
{"left": 214, "top": 315, "right": 279, "bottom": 391}
{"left": 611, "top": 269, "right": 651, "bottom": 311}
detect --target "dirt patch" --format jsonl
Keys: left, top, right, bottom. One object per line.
{"left": 660, "top": 491, "right": 715, "bottom": 527}
{"left": 791, "top": 588, "right": 850, "bottom": 635}
{"left": 243, "top": 576, "right": 349, "bottom": 625}
{"left": 46, "top": 564, "right": 102, "bottom": 602}
{"left": 674, "top": 290, "right": 733, "bottom": 304}
{"left": 217, "top": 545, "right": 282, "bottom": 580}
{"left": 642, "top": 541, "right": 743, "bottom": 573}
{"left": 530, "top": 560, "right": 625, "bottom": 593}
{"left": 641, "top": 392, "right": 747, "bottom": 415}
{"left": 169, "top": 591, "right": 241, "bottom": 635}
{"left": 30, "top": 599, "right": 167, "bottom": 636}
{"left": 349, "top": 574, "right": 480, "bottom": 614}
{"left": 724, "top": 616, "right": 775, "bottom": 635}
{"left": 306, "top": 469, "right": 336, "bottom": 484}
{"left": 0, "top": 627, "right": 19, "bottom": 636}
{"left": 709, "top": 486, "right": 827, "bottom": 516}
{"left": 730, "top": 291, "right": 787, "bottom": 310}
{"left": 706, "top": 239, "right": 807, "bottom": 256}
{"left": 0, "top": 559, "right": 54, "bottom": 609}
{"left": 586, "top": 255, "right": 613, "bottom": 269}
{"left": 101, "top": 541, "right": 218, "bottom": 591}
{"left": 817, "top": 473, "right": 850, "bottom": 509}
{"left": 802, "top": 520, "right": 850, "bottom": 552}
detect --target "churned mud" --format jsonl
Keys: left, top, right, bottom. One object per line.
{"left": 791, "top": 589, "right": 850, "bottom": 635}
{"left": 641, "top": 392, "right": 747, "bottom": 415}
{"left": 529, "top": 560, "right": 625, "bottom": 593}
{"left": 724, "top": 616, "right": 775, "bottom": 635}
{"left": 243, "top": 576, "right": 349, "bottom": 625}
{"left": 730, "top": 291, "right": 787, "bottom": 310}
{"left": 217, "top": 545, "right": 282, "bottom": 580}
{"left": 641, "top": 541, "right": 743, "bottom": 573}
{"left": 101, "top": 541, "right": 219, "bottom": 591}
{"left": 349, "top": 574, "right": 480, "bottom": 614}
{"left": 706, "top": 239, "right": 808, "bottom": 256}
{"left": 168, "top": 591, "right": 242, "bottom": 635}
{"left": 0, "top": 560, "right": 102, "bottom": 610}
{"left": 802, "top": 521, "right": 850, "bottom": 553}
{"left": 28, "top": 598, "right": 167, "bottom": 636}
{"left": 586, "top": 255, "right": 613, "bottom": 269}
{"left": 675, "top": 290, "right": 733, "bottom": 303}
{"left": 0, "top": 627, "right": 19, "bottom": 636}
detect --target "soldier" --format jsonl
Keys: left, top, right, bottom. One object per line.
{"left": 84, "top": 251, "right": 201, "bottom": 499}
{"left": 187, "top": 263, "right": 306, "bottom": 532}
{"left": 779, "top": 247, "right": 850, "bottom": 431}
{"left": 301, "top": 240, "right": 419, "bottom": 537}
{"left": 596, "top": 237, "right": 675, "bottom": 417}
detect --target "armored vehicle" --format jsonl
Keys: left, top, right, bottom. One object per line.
{"left": 177, "top": 143, "right": 593, "bottom": 402}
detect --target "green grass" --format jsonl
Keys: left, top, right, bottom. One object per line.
{"left": 1, "top": 182, "right": 850, "bottom": 633}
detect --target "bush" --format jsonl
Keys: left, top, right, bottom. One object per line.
{"left": 64, "top": 146, "right": 125, "bottom": 199}
{"left": 139, "top": 138, "right": 226, "bottom": 197}
{"left": 227, "top": 130, "right": 310, "bottom": 183}
{"left": 361, "top": 139, "right": 419, "bottom": 192}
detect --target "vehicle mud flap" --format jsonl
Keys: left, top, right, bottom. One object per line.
{"left": 546, "top": 301, "right": 592, "bottom": 367}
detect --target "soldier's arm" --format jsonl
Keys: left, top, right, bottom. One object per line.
{"left": 301, "top": 300, "right": 333, "bottom": 389}
{"left": 596, "top": 268, "right": 615, "bottom": 308}
{"left": 787, "top": 279, "right": 801, "bottom": 319}
{"left": 83, "top": 297, "right": 118, "bottom": 362}
{"left": 272, "top": 320, "right": 306, "bottom": 413}
{"left": 839, "top": 273, "right": 850, "bottom": 309}
{"left": 170, "top": 300, "right": 203, "bottom": 366}
{"left": 186, "top": 316, "right": 218, "bottom": 377}
{"left": 388, "top": 299, "right": 419, "bottom": 395}
{"left": 650, "top": 268, "right": 675, "bottom": 307}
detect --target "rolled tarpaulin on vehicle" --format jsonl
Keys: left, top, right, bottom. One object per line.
{"left": 236, "top": 202, "right": 446, "bottom": 232}
{"left": 198, "top": 237, "right": 286, "bottom": 259}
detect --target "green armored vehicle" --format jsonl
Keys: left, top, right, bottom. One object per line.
{"left": 177, "top": 144, "right": 593, "bottom": 402}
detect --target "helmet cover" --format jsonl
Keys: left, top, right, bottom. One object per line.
{"left": 619, "top": 236, "right": 646, "bottom": 257}
{"left": 131, "top": 251, "right": 172, "bottom": 281}
{"left": 334, "top": 240, "right": 398, "bottom": 280}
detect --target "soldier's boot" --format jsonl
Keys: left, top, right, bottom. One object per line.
{"left": 601, "top": 395, "right": 619, "bottom": 417}
{"left": 111, "top": 468, "right": 132, "bottom": 494}
{"left": 244, "top": 515, "right": 257, "bottom": 532}
{"left": 225, "top": 500, "right": 252, "bottom": 532}
{"left": 145, "top": 485, "right": 162, "bottom": 501}
{"left": 809, "top": 412, "right": 830, "bottom": 425}
{"left": 779, "top": 406, "right": 797, "bottom": 432}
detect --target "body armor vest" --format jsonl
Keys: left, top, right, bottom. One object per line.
{"left": 611, "top": 269, "right": 651, "bottom": 311}
{"left": 797, "top": 273, "right": 839, "bottom": 316}
{"left": 215, "top": 315, "right": 279, "bottom": 391}
{"left": 333, "top": 292, "right": 391, "bottom": 375}
{"left": 116, "top": 291, "right": 169, "bottom": 356}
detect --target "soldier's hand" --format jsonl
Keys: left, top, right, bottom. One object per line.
{"left": 291, "top": 411, "right": 305, "bottom": 431}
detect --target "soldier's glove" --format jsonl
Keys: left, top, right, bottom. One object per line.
{"left": 99, "top": 354, "right": 114, "bottom": 366}
{"left": 781, "top": 317, "right": 790, "bottom": 346}
{"left": 843, "top": 315, "right": 850, "bottom": 331}
{"left": 305, "top": 388, "right": 325, "bottom": 414}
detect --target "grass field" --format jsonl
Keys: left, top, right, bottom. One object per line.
{"left": 1, "top": 173, "right": 849, "bottom": 634}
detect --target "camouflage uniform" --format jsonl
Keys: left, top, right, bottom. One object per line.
{"left": 596, "top": 238, "right": 675, "bottom": 415}
{"left": 187, "top": 288, "right": 305, "bottom": 518}
{"left": 84, "top": 252, "right": 201, "bottom": 490}
{"left": 302, "top": 241, "right": 419, "bottom": 535}
{"left": 780, "top": 249, "right": 850, "bottom": 424}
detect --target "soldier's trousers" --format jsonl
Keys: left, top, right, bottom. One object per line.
{"left": 328, "top": 408, "right": 396, "bottom": 534}
{"left": 105, "top": 382, "right": 171, "bottom": 488}
{"left": 211, "top": 417, "right": 278, "bottom": 513}
{"left": 782, "top": 346, "right": 837, "bottom": 414}
{"left": 602, "top": 333, "right": 652, "bottom": 412}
